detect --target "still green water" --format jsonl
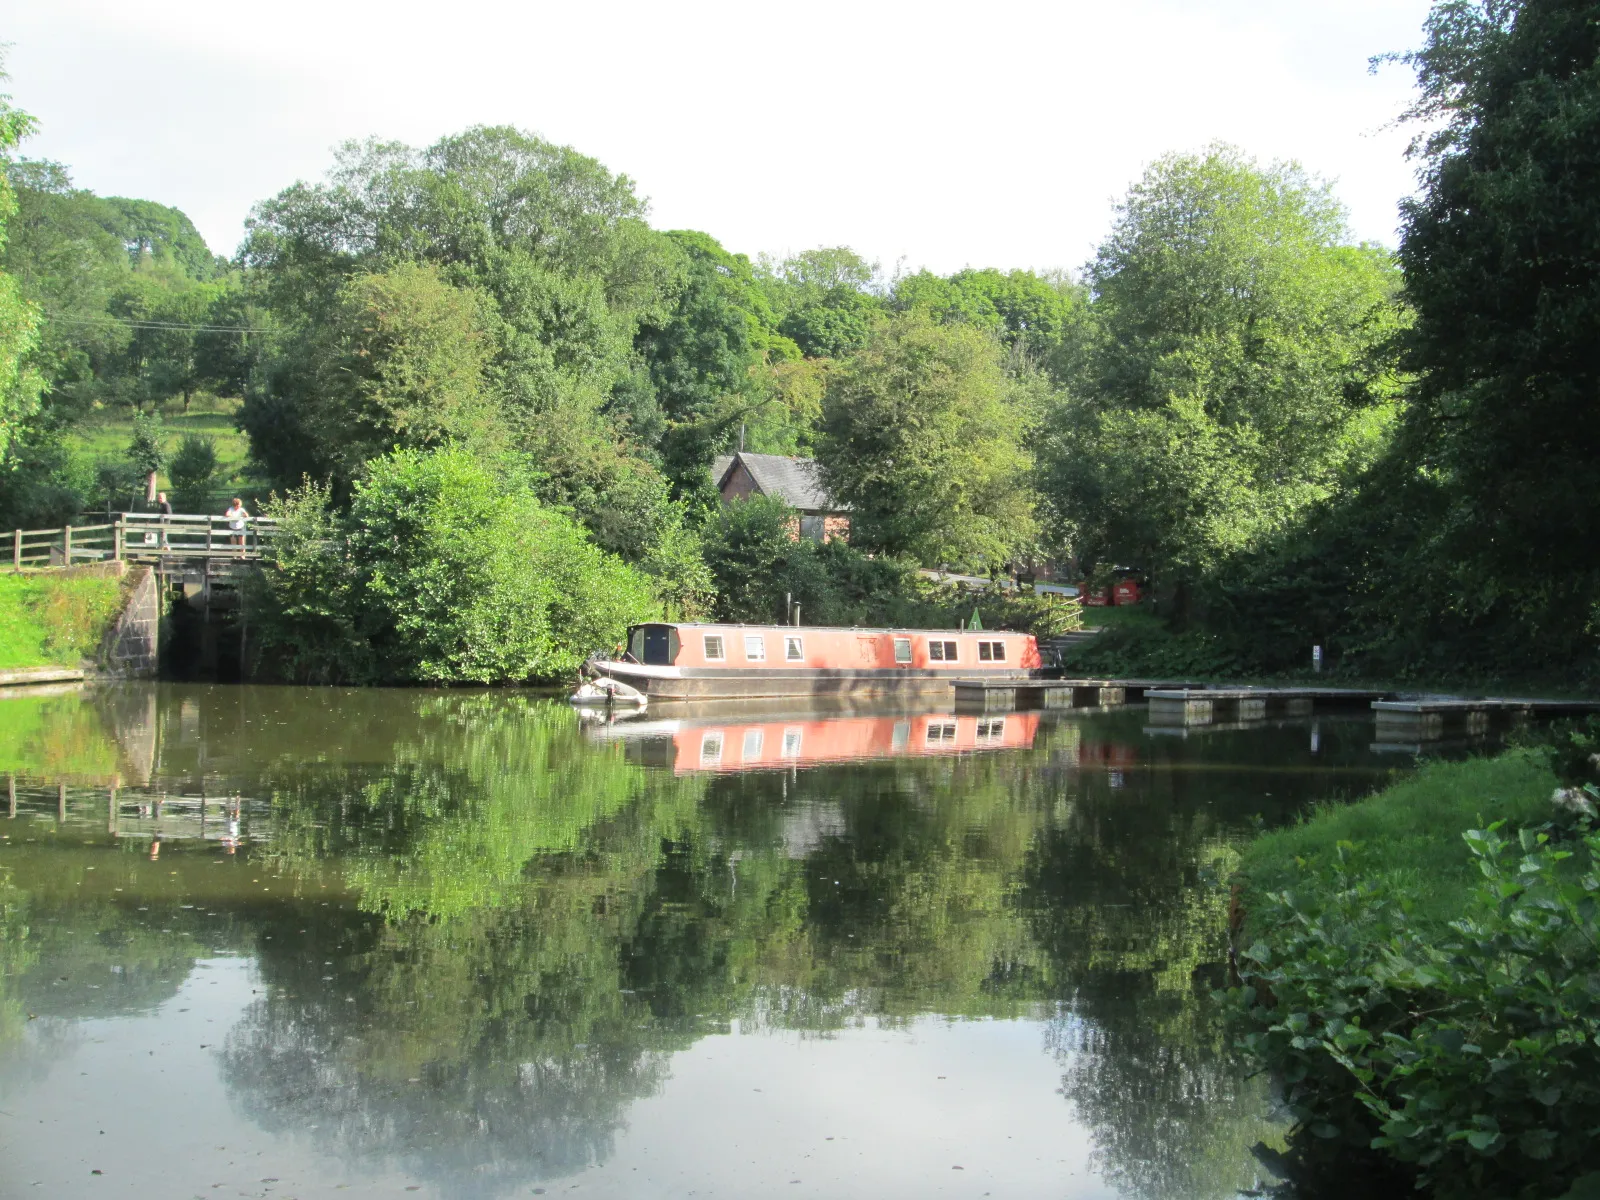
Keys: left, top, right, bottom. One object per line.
{"left": 0, "top": 685, "right": 1410, "bottom": 1199}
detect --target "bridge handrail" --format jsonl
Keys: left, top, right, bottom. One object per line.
{"left": 6, "top": 513, "right": 282, "bottom": 569}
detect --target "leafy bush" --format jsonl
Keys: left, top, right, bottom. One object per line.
{"left": 1062, "top": 607, "right": 1247, "bottom": 678}
{"left": 245, "top": 479, "right": 373, "bottom": 685}
{"left": 167, "top": 434, "right": 219, "bottom": 513}
{"left": 1230, "top": 826, "right": 1600, "bottom": 1200}
{"left": 250, "top": 446, "right": 656, "bottom": 685}
{"left": 0, "top": 431, "right": 91, "bottom": 529}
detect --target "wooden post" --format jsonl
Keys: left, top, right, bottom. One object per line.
{"left": 11, "top": 527, "right": 18, "bottom": 569}
{"left": 57, "top": 781, "right": 67, "bottom": 823}
{"left": 109, "top": 786, "right": 118, "bottom": 834}
{"left": 7, "top": 775, "right": 14, "bottom": 819}
{"left": 63, "top": 524, "right": 73, "bottom": 565}
{"left": 113, "top": 516, "right": 123, "bottom": 563}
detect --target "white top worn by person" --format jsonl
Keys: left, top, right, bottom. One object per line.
{"left": 225, "top": 499, "right": 250, "bottom": 549}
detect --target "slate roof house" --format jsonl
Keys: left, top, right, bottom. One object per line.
{"left": 711, "top": 452, "right": 849, "bottom": 542}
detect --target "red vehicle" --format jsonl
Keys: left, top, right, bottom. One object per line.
{"left": 583, "top": 623, "right": 1042, "bottom": 703}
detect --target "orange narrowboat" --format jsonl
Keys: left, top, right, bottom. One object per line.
{"left": 582, "top": 622, "right": 1042, "bottom": 703}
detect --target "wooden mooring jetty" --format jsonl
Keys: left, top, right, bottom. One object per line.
{"left": 951, "top": 677, "right": 1195, "bottom": 710}
{"left": 952, "top": 675, "right": 1600, "bottom": 741}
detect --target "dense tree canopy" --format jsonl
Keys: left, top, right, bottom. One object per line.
{"left": 1396, "top": 0, "right": 1600, "bottom": 639}
{"left": 1039, "top": 146, "right": 1405, "bottom": 602}
{"left": 818, "top": 312, "right": 1039, "bottom": 567}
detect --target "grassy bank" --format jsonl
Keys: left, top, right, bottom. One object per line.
{"left": 0, "top": 569, "right": 126, "bottom": 669}
{"left": 1237, "top": 750, "right": 1559, "bottom": 931}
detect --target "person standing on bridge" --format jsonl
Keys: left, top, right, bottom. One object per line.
{"left": 225, "top": 497, "right": 250, "bottom": 555}
{"left": 156, "top": 491, "right": 172, "bottom": 550}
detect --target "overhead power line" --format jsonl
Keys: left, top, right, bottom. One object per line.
{"left": 41, "top": 312, "right": 281, "bottom": 335}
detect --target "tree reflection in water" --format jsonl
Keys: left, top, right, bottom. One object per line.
{"left": 0, "top": 688, "right": 1396, "bottom": 1197}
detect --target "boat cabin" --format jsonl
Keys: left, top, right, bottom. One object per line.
{"left": 624, "top": 623, "right": 1042, "bottom": 671}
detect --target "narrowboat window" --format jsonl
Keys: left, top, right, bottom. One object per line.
{"left": 976, "top": 718, "right": 1006, "bottom": 741}
{"left": 926, "top": 721, "right": 957, "bottom": 743}
{"left": 745, "top": 634, "right": 766, "bottom": 661}
{"left": 742, "top": 729, "right": 764, "bottom": 759}
{"left": 928, "top": 639, "right": 958, "bottom": 662}
{"left": 785, "top": 635, "right": 804, "bottom": 662}
{"left": 701, "top": 731, "right": 724, "bottom": 765}
{"left": 978, "top": 640, "right": 1006, "bottom": 661}
{"left": 892, "top": 719, "right": 910, "bottom": 750}
{"left": 704, "top": 634, "right": 726, "bottom": 661}
{"left": 782, "top": 727, "right": 804, "bottom": 756}
{"left": 628, "top": 627, "right": 645, "bottom": 659}
{"left": 893, "top": 637, "right": 912, "bottom": 663}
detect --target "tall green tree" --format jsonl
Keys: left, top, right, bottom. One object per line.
{"left": 0, "top": 65, "right": 44, "bottom": 464}
{"left": 633, "top": 230, "right": 795, "bottom": 495}
{"left": 251, "top": 261, "right": 500, "bottom": 491}
{"left": 1395, "top": 0, "right": 1600, "bottom": 650}
{"left": 241, "top": 128, "right": 709, "bottom": 576}
{"left": 817, "top": 312, "right": 1038, "bottom": 567}
{"left": 242, "top": 129, "right": 677, "bottom": 496}
{"left": 1041, "top": 146, "right": 1404, "bottom": 604}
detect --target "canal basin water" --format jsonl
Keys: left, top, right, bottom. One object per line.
{"left": 0, "top": 684, "right": 1424, "bottom": 1198}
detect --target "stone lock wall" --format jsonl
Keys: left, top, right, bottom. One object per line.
{"left": 100, "top": 564, "right": 160, "bottom": 677}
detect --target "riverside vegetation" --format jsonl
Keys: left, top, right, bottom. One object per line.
{"left": 1228, "top": 724, "right": 1600, "bottom": 1198}
{"left": 3, "top": 0, "right": 1597, "bottom": 689}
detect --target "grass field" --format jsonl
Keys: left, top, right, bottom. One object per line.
{"left": 64, "top": 395, "right": 268, "bottom": 514}
{"left": 0, "top": 569, "right": 127, "bottom": 670}
{"left": 1236, "top": 749, "right": 1559, "bottom": 931}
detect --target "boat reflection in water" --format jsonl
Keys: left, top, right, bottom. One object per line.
{"left": 584, "top": 704, "right": 1041, "bottom": 773}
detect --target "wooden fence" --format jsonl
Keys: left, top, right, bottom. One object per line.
{"left": 6, "top": 513, "right": 281, "bottom": 569}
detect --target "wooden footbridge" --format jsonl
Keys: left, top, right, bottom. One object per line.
{"left": 9, "top": 512, "right": 277, "bottom": 567}
{"left": 7, "top": 512, "right": 278, "bottom": 608}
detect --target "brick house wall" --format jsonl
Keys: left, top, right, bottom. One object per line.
{"left": 721, "top": 460, "right": 761, "bottom": 502}
{"left": 716, "top": 453, "right": 850, "bottom": 543}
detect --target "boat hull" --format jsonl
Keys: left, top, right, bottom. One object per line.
{"left": 591, "top": 661, "right": 1038, "bottom": 701}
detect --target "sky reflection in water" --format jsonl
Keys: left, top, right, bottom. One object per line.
{"left": 0, "top": 684, "right": 1411, "bottom": 1198}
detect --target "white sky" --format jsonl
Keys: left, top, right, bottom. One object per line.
{"left": 5, "top": 0, "right": 1434, "bottom": 276}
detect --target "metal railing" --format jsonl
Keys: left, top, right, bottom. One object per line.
{"left": 6, "top": 513, "right": 280, "bottom": 569}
